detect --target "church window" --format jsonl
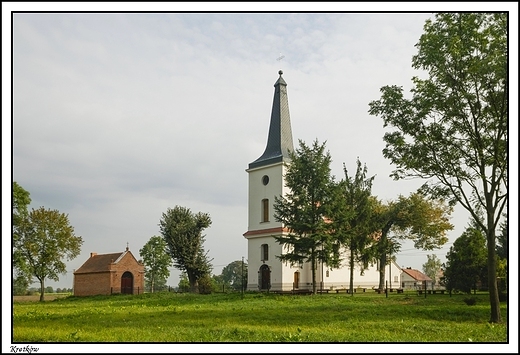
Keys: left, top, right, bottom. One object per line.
{"left": 261, "top": 244, "right": 269, "bottom": 261}
{"left": 262, "top": 175, "right": 269, "bottom": 185}
{"left": 262, "top": 199, "right": 269, "bottom": 222}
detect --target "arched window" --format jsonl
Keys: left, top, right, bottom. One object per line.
{"left": 262, "top": 199, "right": 269, "bottom": 222}
{"left": 261, "top": 244, "right": 269, "bottom": 261}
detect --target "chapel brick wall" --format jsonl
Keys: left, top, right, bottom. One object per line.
{"left": 74, "top": 272, "right": 111, "bottom": 296}
{"left": 109, "top": 253, "right": 145, "bottom": 294}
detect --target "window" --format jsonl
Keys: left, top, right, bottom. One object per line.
{"left": 262, "top": 199, "right": 269, "bottom": 222}
{"left": 261, "top": 244, "right": 269, "bottom": 261}
{"left": 394, "top": 276, "right": 399, "bottom": 283}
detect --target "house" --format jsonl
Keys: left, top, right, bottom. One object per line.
{"left": 243, "top": 71, "right": 402, "bottom": 292}
{"left": 73, "top": 246, "right": 145, "bottom": 296}
{"left": 400, "top": 267, "right": 433, "bottom": 290}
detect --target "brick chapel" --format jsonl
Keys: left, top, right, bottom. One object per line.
{"left": 73, "top": 246, "right": 145, "bottom": 296}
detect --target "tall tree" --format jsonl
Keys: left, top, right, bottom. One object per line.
{"left": 221, "top": 260, "right": 248, "bottom": 291}
{"left": 139, "top": 236, "right": 173, "bottom": 293}
{"left": 443, "top": 226, "right": 488, "bottom": 294}
{"left": 159, "top": 206, "right": 213, "bottom": 293}
{"left": 368, "top": 13, "right": 506, "bottom": 322}
{"left": 273, "top": 139, "right": 339, "bottom": 294}
{"left": 12, "top": 182, "right": 33, "bottom": 291}
{"left": 332, "top": 158, "right": 376, "bottom": 295}
{"left": 371, "top": 193, "right": 453, "bottom": 290}
{"left": 15, "top": 207, "right": 83, "bottom": 301}
{"left": 422, "top": 254, "right": 443, "bottom": 286}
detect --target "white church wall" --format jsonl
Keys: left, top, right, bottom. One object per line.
{"left": 246, "top": 163, "right": 285, "bottom": 231}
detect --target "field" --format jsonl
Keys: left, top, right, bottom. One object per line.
{"left": 13, "top": 293, "right": 70, "bottom": 302}
{"left": 12, "top": 291, "right": 508, "bottom": 345}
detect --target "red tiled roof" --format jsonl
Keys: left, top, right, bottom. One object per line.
{"left": 401, "top": 268, "right": 432, "bottom": 281}
{"left": 74, "top": 252, "right": 124, "bottom": 274}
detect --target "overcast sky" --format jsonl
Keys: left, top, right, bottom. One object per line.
{"left": 5, "top": 5, "right": 516, "bottom": 290}
{"left": 4, "top": 3, "right": 518, "bottom": 354}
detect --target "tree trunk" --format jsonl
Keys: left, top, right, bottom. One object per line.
{"left": 487, "top": 222, "right": 501, "bottom": 323}
{"left": 349, "top": 248, "right": 354, "bottom": 296}
{"left": 378, "top": 227, "right": 391, "bottom": 291}
{"left": 39, "top": 279, "right": 45, "bottom": 302}
{"left": 311, "top": 253, "right": 316, "bottom": 294}
{"left": 378, "top": 252, "right": 387, "bottom": 291}
{"left": 187, "top": 271, "right": 199, "bottom": 293}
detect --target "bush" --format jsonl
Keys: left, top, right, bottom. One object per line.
{"left": 197, "top": 275, "right": 213, "bottom": 294}
{"left": 463, "top": 297, "right": 477, "bottom": 306}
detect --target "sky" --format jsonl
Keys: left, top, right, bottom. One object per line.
{"left": 5, "top": 4, "right": 517, "bottom": 288}
{"left": 4, "top": 2, "right": 518, "bottom": 353}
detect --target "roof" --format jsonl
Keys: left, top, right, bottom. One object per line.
{"left": 249, "top": 70, "right": 294, "bottom": 169}
{"left": 74, "top": 250, "right": 136, "bottom": 274}
{"left": 401, "top": 268, "right": 432, "bottom": 281}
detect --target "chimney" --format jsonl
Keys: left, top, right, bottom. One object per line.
{"left": 90, "top": 252, "right": 97, "bottom": 258}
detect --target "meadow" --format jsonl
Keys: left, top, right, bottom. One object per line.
{"left": 12, "top": 291, "right": 507, "bottom": 343}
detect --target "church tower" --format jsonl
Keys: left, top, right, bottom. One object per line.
{"left": 244, "top": 70, "right": 297, "bottom": 291}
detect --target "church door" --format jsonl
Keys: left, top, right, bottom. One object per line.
{"left": 293, "top": 271, "right": 300, "bottom": 289}
{"left": 121, "top": 271, "right": 133, "bottom": 294}
{"left": 259, "top": 265, "right": 270, "bottom": 290}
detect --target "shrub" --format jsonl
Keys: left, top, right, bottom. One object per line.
{"left": 197, "top": 275, "right": 213, "bottom": 294}
{"left": 463, "top": 297, "right": 477, "bottom": 306}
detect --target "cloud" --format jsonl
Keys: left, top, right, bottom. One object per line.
{"left": 8, "top": 11, "right": 492, "bottom": 290}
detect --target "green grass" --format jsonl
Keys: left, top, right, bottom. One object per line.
{"left": 12, "top": 291, "right": 508, "bottom": 343}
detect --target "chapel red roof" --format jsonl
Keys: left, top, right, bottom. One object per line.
{"left": 401, "top": 268, "right": 432, "bottom": 281}
{"left": 74, "top": 252, "right": 126, "bottom": 274}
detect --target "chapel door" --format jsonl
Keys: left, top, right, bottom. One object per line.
{"left": 121, "top": 271, "right": 133, "bottom": 294}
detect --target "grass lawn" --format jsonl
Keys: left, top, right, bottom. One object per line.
{"left": 12, "top": 291, "right": 508, "bottom": 344}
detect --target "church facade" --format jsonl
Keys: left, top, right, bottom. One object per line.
{"left": 243, "top": 71, "right": 401, "bottom": 292}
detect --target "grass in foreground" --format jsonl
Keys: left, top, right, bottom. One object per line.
{"left": 12, "top": 291, "right": 507, "bottom": 342}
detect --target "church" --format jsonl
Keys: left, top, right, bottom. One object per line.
{"left": 243, "top": 71, "right": 401, "bottom": 292}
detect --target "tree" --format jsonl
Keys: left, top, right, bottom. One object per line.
{"left": 159, "top": 206, "right": 213, "bottom": 293}
{"left": 370, "top": 193, "right": 453, "bottom": 290}
{"left": 443, "top": 226, "right": 488, "bottom": 294}
{"left": 332, "top": 158, "right": 376, "bottom": 295}
{"left": 273, "top": 139, "right": 339, "bottom": 294}
{"left": 496, "top": 214, "right": 507, "bottom": 261}
{"left": 139, "top": 236, "right": 173, "bottom": 293}
{"left": 15, "top": 207, "right": 83, "bottom": 301}
{"left": 178, "top": 273, "right": 190, "bottom": 293}
{"left": 221, "top": 260, "right": 248, "bottom": 291}
{"left": 13, "top": 270, "right": 30, "bottom": 296}
{"left": 368, "top": 13, "right": 506, "bottom": 322}
{"left": 422, "top": 254, "right": 443, "bottom": 286}
{"left": 211, "top": 274, "right": 227, "bottom": 292}
{"left": 13, "top": 182, "right": 31, "bottom": 232}
{"left": 12, "top": 182, "right": 32, "bottom": 288}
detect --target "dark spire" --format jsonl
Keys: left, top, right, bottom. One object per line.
{"left": 249, "top": 70, "right": 294, "bottom": 169}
